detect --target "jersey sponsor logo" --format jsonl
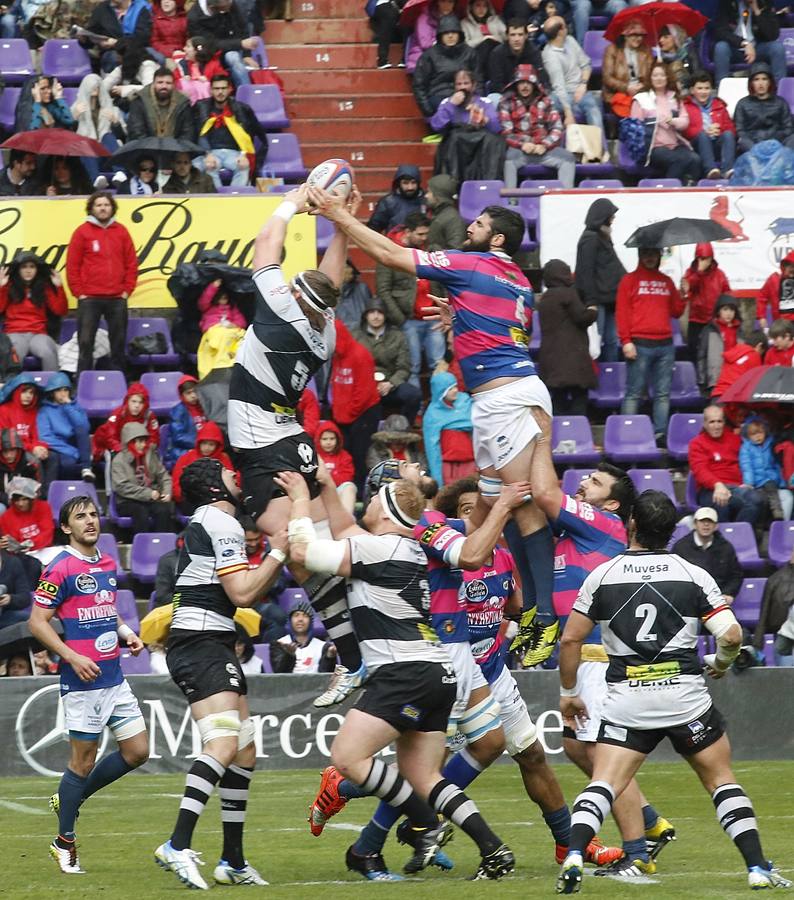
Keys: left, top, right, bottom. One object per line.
{"left": 471, "top": 637, "right": 495, "bottom": 657}
{"left": 420, "top": 522, "right": 443, "bottom": 544}
{"left": 625, "top": 661, "right": 681, "bottom": 682}
{"left": 465, "top": 579, "right": 488, "bottom": 601}
{"left": 399, "top": 704, "right": 422, "bottom": 721}
{"left": 94, "top": 589, "right": 113, "bottom": 604}
{"left": 431, "top": 529, "right": 457, "bottom": 552}
{"left": 509, "top": 326, "right": 528, "bottom": 346}
{"left": 268, "top": 283, "right": 290, "bottom": 296}
{"left": 222, "top": 549, "right": 236, "bottom": 557}
{"left": 78, "top": 604, "right": 116, "bottom": 622}
{"left": 603, "top": 724, "right": 627, "bottom": 742}
{"left": 75, "top": 573, "right": 98, "bottom": 594}
{"left": 554, "top": 553, "right": 566, "bottom": 572}
{"left": 623, "top": 562, "right": 669, "bottom": 574}
{"left": 108, "top": 577, "right": 117, "bottom": 587}
{"left": 37, "top": 580, "right": 58, "bottom": 597}
{"left": 416, "top": 249, "right": 451, "bottom": 268}
{"left": 94, "top": 630, "right": 118, "bottom": 653}
{"left": 564, "top": 495, "right": 578, "bottom": 514}
{"left": 688, "top": 719, "right": 705, "bottom": 734}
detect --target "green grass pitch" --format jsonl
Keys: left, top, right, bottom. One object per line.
{"left": 2, "top": 760, "right": 791, "bottom": 898}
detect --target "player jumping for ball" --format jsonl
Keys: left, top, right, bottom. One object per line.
{"left": 308, "top": 185, "right": 559, "bottom": 667}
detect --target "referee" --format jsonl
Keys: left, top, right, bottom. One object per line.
{"left": 555, "top": 490, "right": 790, "bottom": 894}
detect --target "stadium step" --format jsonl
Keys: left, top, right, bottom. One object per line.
{"left": 279, "top": 67, "right": 410, "bottom": 93}
{"left": 266, "top": 42, "right": 402, "bottom": 70}
{"left": 353, "top": 168, "right": 432, "bottom": 194}
{"left": 286, "top": 94, "right": 421, "bottom": 119}
{"left": 266, "top": 18, "right": 374, "bottom": 44}
{"left": 288, "top": 0, "right": 364, "bottom": 18}
{"left": 291, "top": 117, "right": 428, "bottom": 143}
{"left": 302, "top": 142, "right": 436, "bottom": 169}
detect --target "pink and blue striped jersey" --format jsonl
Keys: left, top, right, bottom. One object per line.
{"left": 34, "top": 547, "right": 122, "bottom": 694}
{"left": 411, "top": 248, "right": 536, "bottom": 390}
{"left": 462, "top": 547, "right": 515, "bottom": 682}
{"left": 414, "top": 510, "right": 471, "bottom": 644}
{"left": 552, "top": 493, "right": 627, "bottom": 639}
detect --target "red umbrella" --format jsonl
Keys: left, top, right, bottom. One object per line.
{"left": 604, "top": 2, "right": 707, "bottom": 44}
{"left": 719, "top": 365, "right": 794, "bottom": 427}
{"left": 401, "top": 0, "right": 503, "bottom": 29}
{"left": 1, "top": 128, "right": 111, "bottom": 157}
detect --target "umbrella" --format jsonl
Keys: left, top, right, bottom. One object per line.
{"left": 625, "top": 218, "right": 733, "bottom": 248}
{"left": 110, "top": 137, "right": 207, "bottom": 170}
{"left": 401, "top": 0, "right": 482, "bottom": 29}
{"left": 721, "top": 366, "right": 794, "bottom": 406}
{"left": 1, "top": 128, "right": 110, "bottom": 157}
{"left": 604, "top": 1, "right": 708, "bottom": 44}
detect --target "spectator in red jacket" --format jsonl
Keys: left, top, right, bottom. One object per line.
{"left": 766, "top": 318, "right": 794, "bottom": 366}
{"left": 616, "top": 247, "right": 686, "bottom": 441}
{"left": 757, "top": 251, "right": 794, "bottom": 330}
{"left": 0, "top": 374, "right": 56, "bottom": 491}
{"left": 171, "top": 420, "right": 235, "bottom": 506}
{"left": 0, "top": 476, "right": 54, "bottom": 553}
{"left": 65, "top": 191, "right": 138, "bottom": 375}
{"left": 712, "top": 329, "right": 767, "bottom": 402}
{"left": 683, "top": 72, "right": 736, "bottom": 179}
{"left": 331, "top": 320, "right": 382, "bottom": 488}
{"left": 689, "top": 404, "right": 765, "bottom": 523}
{"left": 0, "top": 430, "right": 40, "bottom": 510}
{"left": 0, "top": 253, "right": 68, "bottom": 372}
{"left": 680, "top": 242, "right": 731, "bottom": 362}
{"left": 315, "top": 419, "right": 356, "bottom": 512}
{"left": 149, "top": 0, "right": 187, "bottom": 62}
{"left": 91, "top": 381, "right": 159, "bottom": 461}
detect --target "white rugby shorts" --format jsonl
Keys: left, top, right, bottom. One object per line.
{"left": 444, "top": 641, "right": 489, "bottom": 723}
{"left": 470, "top": 375, "right": 552, "bottom": 470}
{"left": 63, "top": 679, "right": 145, "bottom": 739}
{"left": 489, "top": 666, "right": 537, "bottom": 756}
{"left": 573, "top": 660, "right": 608, "bottom": 742}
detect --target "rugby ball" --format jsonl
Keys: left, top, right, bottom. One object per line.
{"left": 306, "top": 158, "right": 354, "bottom": 201}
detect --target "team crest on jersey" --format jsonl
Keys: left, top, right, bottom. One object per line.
{"left": 37, "top": 580, "right": 58, "bottom": 596}
{"left": 94, "top": 589, "right": 113, "bottom": 604}
{"left": 75, "top": 573, "right": 98, "bottom": 594}
{"left": 443, "top": 620, "right": 455, "bottom": 634}
{"left": 465, "top": 580, "right": 488, "bottom": 601}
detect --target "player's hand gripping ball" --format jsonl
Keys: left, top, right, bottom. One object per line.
{"left": 306, "top": 158, "right": 354, "bottom": 205}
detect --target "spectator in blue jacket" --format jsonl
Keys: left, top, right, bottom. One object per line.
{"left": 740, "top": 415, "right": 789, "bottom": 520}
{"left": 166, "top": 374, "right": 206, "bottom": 469}
{"left": 367, "top": 164, "right": 426, "bottom": 234}
{"left": 36, "top": 372, "right": 93, "bottom": 482}
{"left": 0, "top": 548, "right": 32, "bottom": 631}
{"left": 422, "top": 368, "right": 474, "bottom": 485}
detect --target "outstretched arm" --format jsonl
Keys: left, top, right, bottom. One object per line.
{"left": 308, "top": 186, "right": 417, "bottom": 274}
{"left": 253, "top": 184, "right": 310, "bottom": 270}
{"left": 318, "top": 187, "right": 363, "bottom": 288}
{"left": 457, "top": 482, "right": 533, "bottom": 569}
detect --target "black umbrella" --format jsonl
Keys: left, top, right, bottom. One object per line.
{"left": 110, "top": 137, "right": 207, "bottom": 169}
{"left": 625, "top": 218, "right": 734, "bottom": 248}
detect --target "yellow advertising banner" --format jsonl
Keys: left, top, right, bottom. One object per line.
{"left": 0, "top": 195, "right": 317, "bottom": 308}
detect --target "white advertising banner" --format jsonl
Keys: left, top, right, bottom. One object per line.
{"left": 539, "top": 187, "right": 794, "bottom": 294}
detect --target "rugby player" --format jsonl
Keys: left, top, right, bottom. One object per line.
{"left": 307, "top": 184, "right": 560, "bottom": 668}
{"left": 278, "top": 469, "right": 515, "bottom": 881}
{"left": 529, "top": 410, "right": 675, "bottom": 877}
{"left": 154, "top": 458, "right": 288, "bottom": 890}
{"left": 555, "top": 491, "right": 791, "bottom": 894}
{"left": 29, "top": 496, "right": 149, "bottom": 876}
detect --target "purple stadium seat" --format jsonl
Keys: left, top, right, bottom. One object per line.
{"left": 768, "top": 520, "right": 794, "bottom": 567}
{"left": 517, "top": 179, "right": 563, "bottom": 231}
{"left": 761, "top": 635, "right": 777, "bottom": 667}
{"left": 685, "top": 471, "right": 698, "bottom": 510}
{"left": 29, "top": 371, "right": 56, "bottom": 390}
{"left": 235, "top": 83, "right": 289, "bottom": 129}
{"left": 669, "top": 361, "right": 703, "bottom": 407}
{"left": 603, "top": 414, "right": 662, "bottom": 463}
{"left": 578, "top": 179, "right": 624, "bottom": 189}
{"left": 254, "top": 644, "right": 273, "bottom": 673}
{"left": 671, "top": 318, "right": 685, "bottom": 352}
{"left": 115, "top": 589, "right": 140, "bottom": 631}
{"left": 108, "top": 490, "right": 133, "bottom": 529}
{"left": 561, "top": 468, "right": 593, "bottom": 496}
{"left": 250, "top": 36, "right": 269, "bottom": 68}
{"left": 667, "top": 413, "right": 702, "bottom": 461}
{"left": 582, "top": 31, "right": 609, "bottom": 74}
{"left": 140, "top": 371, "right": 183, "bottom": 417}
{"left": 552, "top": 416, "right": 601, "bottom": 465}
{"left": 779, "top": 77, "right": 794, "bottom": 113}
{"left": 60, "top": 319, "right": 78, "bottom": 342}
{"left": 697, "top": 178, "right": 730, "bottom": 187}
{"left": 276, "top": 586, "right": 310, "bottom": 613}
{"left": 718, "top": 523, "right": 765, "bottom": 573}
{"left": 617, "top": 139, "right": 647, "bottom": 177}
{"left": 316, "top": 215, "right": 334, "bottom": 252}
{"left": 262, "top": 133, "right": 306, "bottom": 180}
{"left": 628, "top": 468, "right": 681, "bottom": 510}
{"left": 589, "top": 361, "right": 626, "bottom": 408}
{"left": 217, "top": 185, "right": 259, "bottom": 194}
{"left": 77, "top": 369, "right": 127, "bottom": 418}
{"left": 41, "top": 39, "right": 91, "bottom": 84}
{"left": 61, "top": 86, "right": 78, "bottom": 106}
{"left": 0, "top": 86, "right": 21, "bottom": 134}
{"left": 638, "top": 177, "right": 683, "bottom": 189}
{"left": 781, "top": 28, "right": 794, "bottom": 67}
{"left": 127, "top": 318, "right": 180, "bottom": 367}
{"left": 148, "top": 590, "right": 157, "bottom": 611}
{"left": 159, "top": 422, "right": 171, "bottom": 461}
{"left": 0, "top": 39, "right": 35, "bottom": 83}
{"left": 120, "top": 648, "right": 151, "bottom": 675}
{"left": 668, "top": 522, "right": 691, "bottom": 548}
{"left": 46, "top": 480, "right": 103, "bottom": 522}
{"left": 97, "top": 532, "right": 125, "bottom": 583}
{"left": 130, "top": 532, "right": 178, "bottom": 584}
{"left": 732, "top": 578, "right": 766, "bottom": 628}
{"left": 459, "top": 180, "right": 505, "bottom": 221}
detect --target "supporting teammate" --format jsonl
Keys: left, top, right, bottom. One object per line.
{"left": 308, "top": 184, "right": 559, "bottom": 667}
{"left": 29, "top": 496, "right": 149, "bottom": 876}
{"left": 555, "top": 491, "right": 791, "bottom": 894}
{"left": 154, "top": 458, "right": 287, "bottom": 890}
{"left": 529, "top": 410, "right": 676, "bottom": 877}
{"left": 279, "top": 468, "right": 515, "bottom": 881}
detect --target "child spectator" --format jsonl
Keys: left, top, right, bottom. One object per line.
{"left": 234, "top": 624, "right": 264, "bottom": 675}
{"left": 0, "top": 254, "right": 68, "bottom": 373}
{"left": 697, "top": 295, "right": 741, "bottom": 396}
{"left": 92, "top": 381, "right": 160, "bottom": 461}
{"left": 198, "top": 278, "right": 248, "bottom": 333}
{"left": 0, "top": 477, "right": 54, "bottom": 554}
{"left": 110, "top": 422, "right": 174, "bottom": 532}
{"left": 166, "top": 375, "right": 206, "bottom": 469}
{"left": 150, "top": 0, "right": 188, "bottom": 63}
{"left": 680, "top": 243, "right": 731, "bottom": 361}
{"left": 36, "top": 373, "right": 93, "bottom": 482}
{"left": 315, "top": 420, "right": 356, "bottom": 513}
{"left": 174, "top": 37, "right": 228, "bottom": 104}
{"left": 683, "top": 71, "right": 736, "bottom": 179}
{"left": 740, "top": 416, "right": 788, "bottom": 520}
{"left": 766, "top": 319, "right": 794, "bottom": 366}
{"left": 0, "top": 430, "right": 39, "bottom": 511}
{"left": 757, "top": 251, "right": 794, "bottom": 330}
{"left": 422, "top": 368, "right": 475, "bottom": 485}
{"left": 712, "top": 328, "right": 767, "bottom": 402}
{"left": 271, "top": 599, "right": 336, "bottom": 674}
{"left": 0, "top": 374, "right": 54, "bottom": 488}
{"left": 171, "top": 420, "right": 235, "bottom": 506}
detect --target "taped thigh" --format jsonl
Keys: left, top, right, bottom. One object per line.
{"left": 196, "top": 709, "right": 241, "bottom": 745}
{"left": 458, "top": 693, "right": 502, "bottom": 744}
{"left": 238, "top": 716, "right": 255, "bottom": 750}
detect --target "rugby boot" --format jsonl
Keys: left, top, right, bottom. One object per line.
{"left": 645, "top": 814, "right": 676, "bottom": 860}
{"left": 49, "top": 839, "right": 85, "bottom": 875}
{"left": 313, "top": 663, "right": 367, "bottom": 708}
{"left": 308, "top": 766, "right": 347, "bottom": 836}
{"left": 594, "top": 856, "right": 657, "bottom": 879}
{"left": 555, "top": 836, "right": 624, "bottom": 867}
{"left": 155, "top": 840, "right": 209, "bottom": 890}
{"left": 403, "top": 820, "right": 452, "bottom": 874}
{"left": 521, "top": 618, "right": 561, "bottom": 668}
{"left": 508, "top": 608, "right": 536, "bottom": 652}
{"left": 748, "top": 865, "right": 792, "bottom": 890}
{"left": 469, "top": 844, "right": 515, "bottom": 881}
{"left": 345, "top": 845, "right": 404, "bottom": 882}
{"left": 396, "top": 817, "right": 454, "bottom": 870}
{"left": 556, "top": 851, "right": 583, "bottom": 894}
{"left": 213, "top": 860, "right": 269, "bottom": 885}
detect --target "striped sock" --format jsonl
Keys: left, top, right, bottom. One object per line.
{"left": 219, "top": 764, "right": 253, "bottom": 870}
{"left": 359, "top": 759, "right": 436, "bottom": 828}
{"left": 428, "top": 778, "right": 501, "bottom": 856}
{"left": 303, "top": 573, "right": 362, "bottom": 670}
{"left": 569, "top": 781, "right": 615, "bottom": 853}
{"left": 712, "top": 783, "right": 766, "bottom": 869}
{"left": 171, "top": 753, "right": 226, "bottom": 851}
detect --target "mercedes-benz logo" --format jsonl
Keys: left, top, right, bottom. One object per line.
{"left": 15, "top": 684, "right": 109, "bottom": 777}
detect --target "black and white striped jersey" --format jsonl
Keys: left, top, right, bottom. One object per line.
{"left": 228, "top": 265, "right": 335, "bottom": 449}
{"left": 345, "top": 532, "right": 450, "bottom": 672}
{"left": 171, "top": 505, "right": 249, "bottom": 634}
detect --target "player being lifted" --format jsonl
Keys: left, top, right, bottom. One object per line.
{"left": 29, "top": 496, "right": 149, "bottom": 876}
{"left": 308, "top": 185, "right": 559, "bottom": 667}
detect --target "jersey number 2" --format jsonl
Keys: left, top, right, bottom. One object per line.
{"left": 635, "top": 603, "right": 658, "bottom": 642}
